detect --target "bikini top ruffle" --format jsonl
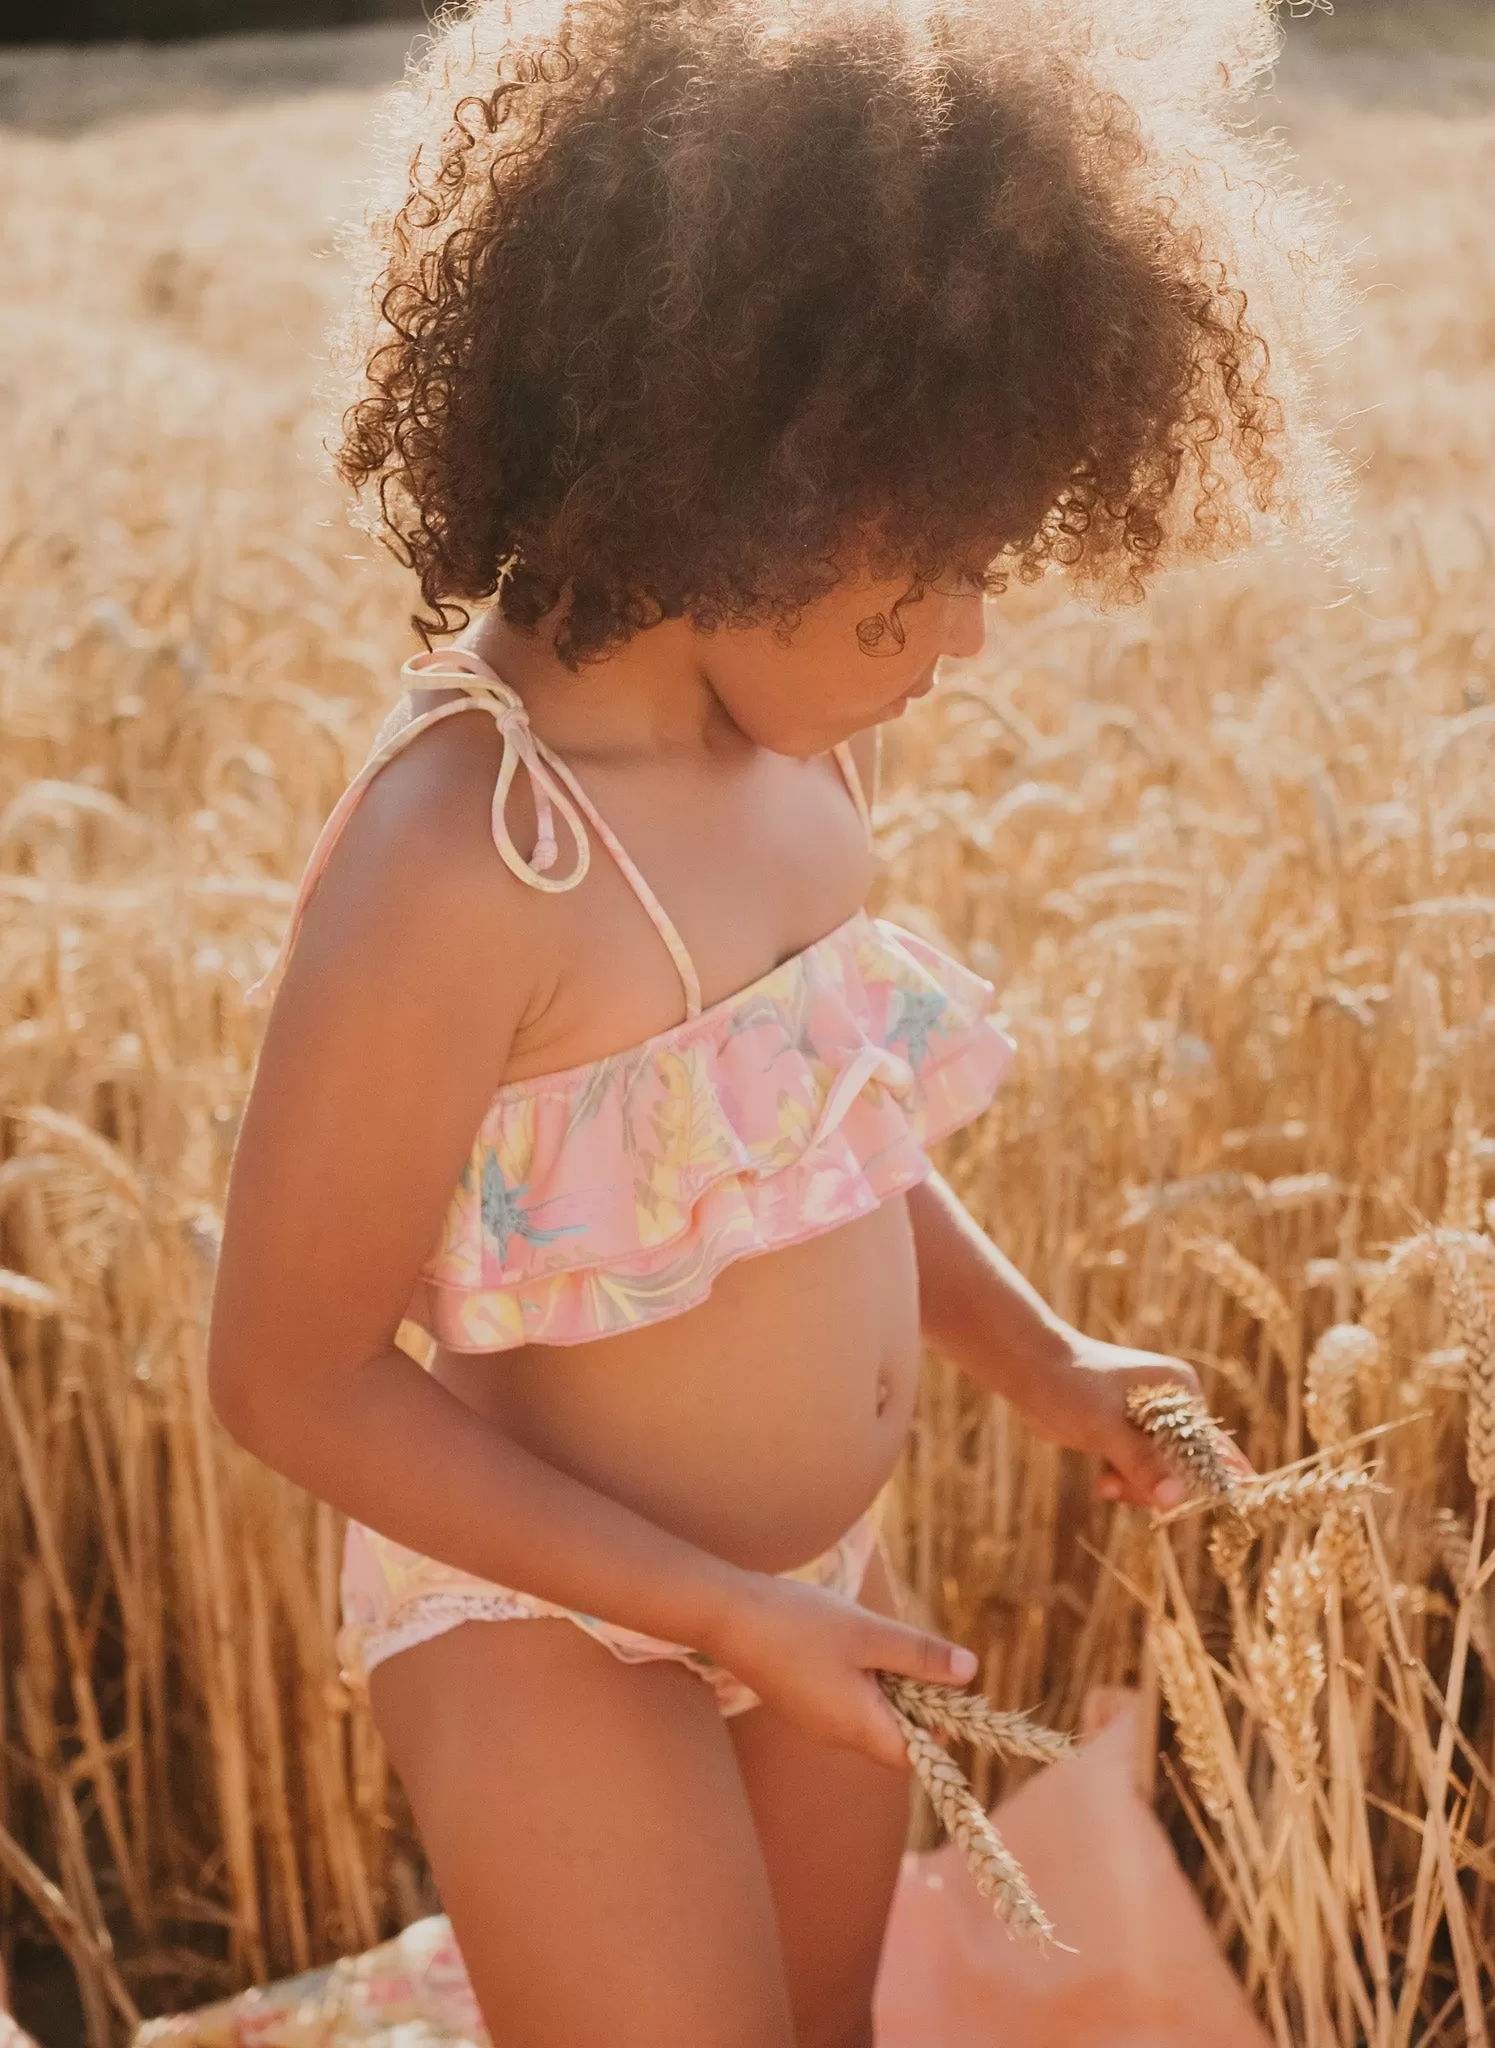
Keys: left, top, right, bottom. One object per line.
{"left": 244, "top": 647, "right": 1017, "bottom": 1356}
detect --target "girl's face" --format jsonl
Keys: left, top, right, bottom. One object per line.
{"left": 704, "top": 568, "right": 988, "bottom": 757}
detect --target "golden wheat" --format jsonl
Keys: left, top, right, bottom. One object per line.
{"left": 895, "top": 1717, "right": 1062, "bottom": 1948}
{"left": 1426, "top": 1229, "right": 1495, "bottom": 1493}
{"left": 873, "top": 1671, "right": 1072, "bottom": 1943}
{"left": 1149, "top": 1618, "right": 1233, "bottom": 1822}
{"left": 1303, "top": 1322, "right": 1381, "bottom": 1449}
{"left": 876, "top": 1672, "right": 1074, "bottom": 1766}
{"left": 1123, "top": 1381, "right": 1242, "bottom": 1501}
{"left": 1, "top": 22, "right": 1494, "bottom": 2048}
{"left": 1248, "top": 1548, "right": 1328, "bottom": 1786}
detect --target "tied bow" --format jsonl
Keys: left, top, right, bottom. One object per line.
{"left": 240, "top": 646, "right": 595, "bottom": 1010}
{"left": 401, "top": 648, "right": 591, "bottom": 894}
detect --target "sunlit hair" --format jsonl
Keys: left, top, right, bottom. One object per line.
{"left": 333, "top": 0, "right": 1356, "bottom": 665}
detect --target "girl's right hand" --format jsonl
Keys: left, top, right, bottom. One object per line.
{"left": 708, "top": 1570, "right": 978, "bottom": 1772}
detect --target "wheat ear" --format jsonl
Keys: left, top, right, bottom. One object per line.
{"left": 874, "top": 1673, "right": 1069, "bottom": 1948}
{"left": 1123, "top": 1382, "right": 1242, "bottom": 1502}
{"left": 1304, "top": 1323, "right": 1381, "bottom": 1449}
{"left": 1234, "top": 1461, "right": 1388, "bottom": 1530}
{"left": 1426, "top": 1229, "right": 1495, "bottom": 1495}
{"left": 885, "top": 1708, "right": 1060, "bottom": 1947}
{"left": 877, "top": 1672, "right": 1074, "bottom": 1764}
{"left": 1174, "top": 1232, "right": 1298, "bottom": 1364}
{"left": 1150, "top": 1617, "right": 1232, "bottom": 1820}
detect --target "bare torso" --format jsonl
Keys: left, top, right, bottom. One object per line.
{"left": 429, "top": 1202, "right": 920, "bottom": 1572}
{"left": 406, "top": 661, "right": 922, "bottom": 1575}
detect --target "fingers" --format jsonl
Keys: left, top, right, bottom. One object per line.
{"left": 859, "top": 1613, "right": 977, "bottom": 1687}
{"left": 1097, "top": 1467, "right": 1177, "bottom": 1507}
{"left": 1113, "top": 1362, "right": 1251, "bottom": 1507}
{"left": 1108, "top": 1431, "right": 1189, "bottom": 1509}
{"left": 1221, "top": 1436, "right": 1258, "bottom": 1479}
{"left": 810, "top": 1607, "right": 977, "bottom": 1772}
{"left": 854, "top": 1678, "right": 917, "bottom": 1774}
{"left": 1099, "top": 1414, "right": 1258, "bottom": 1506}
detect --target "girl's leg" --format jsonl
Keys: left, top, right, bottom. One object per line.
{"left": 368, "top": 1613, "right": 797, "bottom": 2048}
{"left": 726, "top": 1540, "right": 913, "bottom": 2048}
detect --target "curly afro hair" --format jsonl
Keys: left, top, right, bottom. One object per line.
{"left": 335, "top": 0, "right": 1355, "bottom": 665}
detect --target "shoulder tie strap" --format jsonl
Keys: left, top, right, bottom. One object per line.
{"left": 832, "top": 736, "right": 875, "bottom": 840}
{"left": 243, "top": 646, "right": 703, "bottom": 1020}
{"left": 419, "top": 649, "right": 704, "bottom": 1017}
{"left": 400, "top": 647, "right": 593, "bottom": 894}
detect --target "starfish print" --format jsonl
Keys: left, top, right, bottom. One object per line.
{"left": 884, "top": 988, "right": 949, "bottom": 1067}
{"left": 479, "top": 1156, "right": 586, "bottom": 1264}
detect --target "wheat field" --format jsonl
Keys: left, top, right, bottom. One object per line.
{"left": 0, "top": 18, "right": 1493, "bottom": 2048}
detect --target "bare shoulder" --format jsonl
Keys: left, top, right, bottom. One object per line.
{"left": 276, "top": 697, "right": 557, "bottom": 1037}
{"left": 344, "top": 696, "right": 535, "bottom": 889}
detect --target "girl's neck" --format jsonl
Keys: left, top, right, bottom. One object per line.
{"left": 463, "top": 604, "right": 748, "bottom": 765}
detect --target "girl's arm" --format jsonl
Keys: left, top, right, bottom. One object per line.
{"left": 209, "top": 716, "right": 970, "bottom": 1770}
{"left": 907, "top": 1171, "right": 1255, "bottom": 1506}
{"left": 849, "top": 726, "right": 1245, "bottom": 1501}
{"left": 209, "top": 721, "right": 732, "bottom": 1636}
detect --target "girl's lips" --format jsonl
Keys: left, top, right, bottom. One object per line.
{"left": 879, "top": 670, "right": 938, "bottom": 719}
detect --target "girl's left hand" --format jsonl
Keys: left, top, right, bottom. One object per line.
{"left": 1008, "top": 1334, "right": 1257, "bottom": 1510}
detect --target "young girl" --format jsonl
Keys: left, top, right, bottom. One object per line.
{"left": 208, "top": 1, "right": 1341, "bottom": 2040}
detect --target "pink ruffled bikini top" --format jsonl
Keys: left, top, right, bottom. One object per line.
{"left": 245, "top": 646, "right": 1016, "bottom": 1358}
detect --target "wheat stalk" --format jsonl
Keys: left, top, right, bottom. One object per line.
{"left": 0, "top": 1270, "right": 62, "bottom": 1318}
{"left": 1318, "top": 1502, "right": 1392, "bottom": 1655}
{"left": 1252, "top": 1172, "right": 1345, "bottom": 1216}
{"left": 1231, "top": 1462, "right": 1388, "bottom": 1531}
{"left": 1443, "top": 1099, "right": 1485, "bottom": 1235}
{"left": 1431, "top": 1508, "right": 1495, "bottom": 1673}
{"left": 13, "top": 1106, "right": 146, "bottom": 1213}
{"left": 1208, "top": 1511, "right": 1256, "bottom": 1591}
{"left": 1361, "top": 1232, "right": 1442, "bottom": 1350}
{"left": 1246, "top": 1548, "right": 1327, "bottom": 1787}
{"left": 1410, "top": 1346, "right": 1468, "bottom": 1397}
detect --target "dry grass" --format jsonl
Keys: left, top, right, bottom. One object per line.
{"left": 1, "top": 20, "right": 1493, "bottom": 2048}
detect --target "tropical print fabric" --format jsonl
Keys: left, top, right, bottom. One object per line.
{"left": 402, "top": 909, "right": 1018, "bottom": 1352}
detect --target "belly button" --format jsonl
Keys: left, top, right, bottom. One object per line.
{"left": 875, "top": 1371, "right": 890, "bottom": 1418}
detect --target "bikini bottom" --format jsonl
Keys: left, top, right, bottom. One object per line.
{"left": 336, "top": 1502, "right": 884, "bottom": 1718}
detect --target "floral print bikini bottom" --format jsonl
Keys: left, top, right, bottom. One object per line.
{"left": 337, "top": 1503, "right": 885, "bottom": 1718}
